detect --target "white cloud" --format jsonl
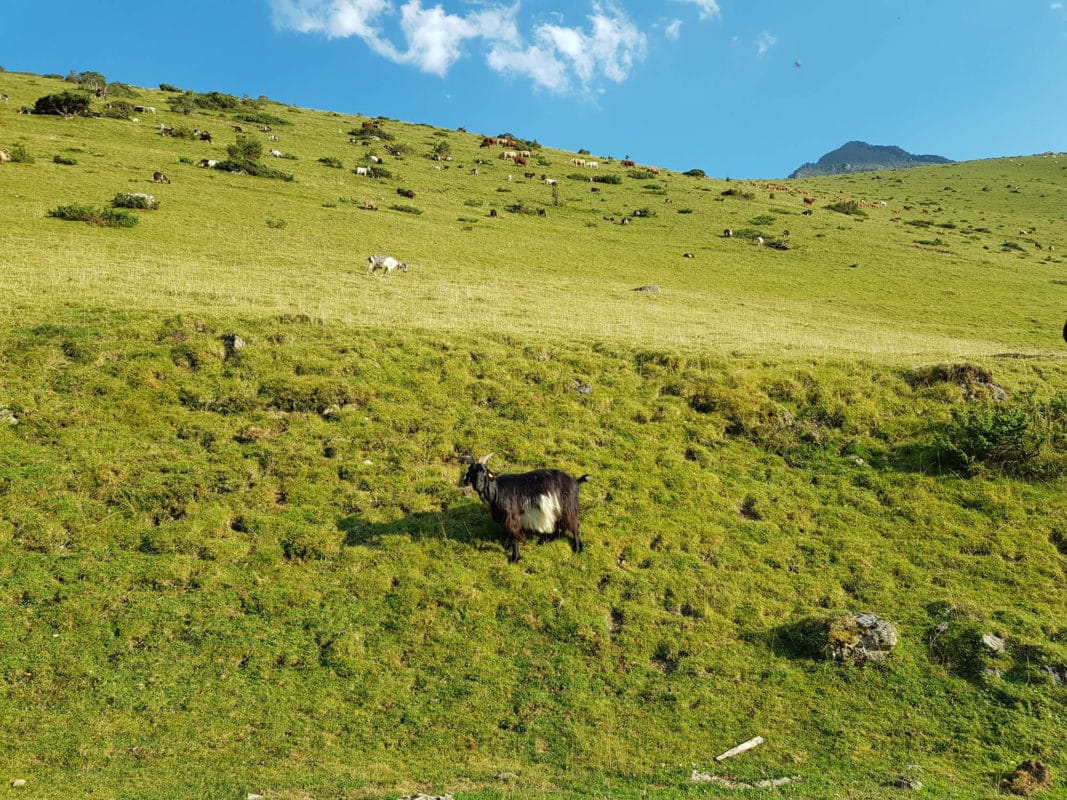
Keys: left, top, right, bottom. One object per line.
{"left": 1052, "top": 2, "right": 1064, "bottom": 9}
{"left": 756, "top": 30, "right": 777, "bottom": 56}
{"left": 271, "top": 0, "right": 647, "bottom": 94}
{"left": 674, "top": 0, "right": 720, "bottom": 21}
{"left": 664, "top": 18, "right": 683, "bottom": 40}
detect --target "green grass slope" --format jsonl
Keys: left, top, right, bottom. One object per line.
{"left": 1, "top": 72, "right": 1066, "bottom": 799}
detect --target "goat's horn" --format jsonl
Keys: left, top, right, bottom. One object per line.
{"left": 478, "top": 453, "right": 493, "bottom": 465}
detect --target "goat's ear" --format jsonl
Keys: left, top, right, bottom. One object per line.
{"left": 478, "top": 453, "right": 493, "bottom": 465}
{"left": 458, "top": 454, "right": 476, "bottom": 465}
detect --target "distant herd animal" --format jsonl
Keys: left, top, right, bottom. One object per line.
{"left": 367, "top": 254, "right": 407, "bottom": 274}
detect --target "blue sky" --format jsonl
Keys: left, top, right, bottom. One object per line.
{"left": 2, "top": 1, "right": 1065, "bottom": 177}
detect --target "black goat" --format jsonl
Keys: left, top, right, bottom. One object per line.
{"left": 459, "top": 454, "right": 589, "bottom": 562}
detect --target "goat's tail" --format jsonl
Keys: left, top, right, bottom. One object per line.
{"left": 576, "top": 474, "right": 591, "bottom": 484}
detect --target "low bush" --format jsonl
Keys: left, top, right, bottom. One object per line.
{"left": 266, "top": 219, "right": 288, "bottom": 229}
{"left": 683, "top": 168, "right": 706, "bottom": 177}
{"left": 936, "top": 393, "right": 1067, "bottom": 477}
{"left": 159, "top": 82, "right": 181, "bottom": 92}
{"left": 52, "top": 154, "right": 77, "bottom": 165}
{"left": 233, "top": 111, "right": 290, "bottom": 127}
{"left": 827, "top": 200, "right": 868, "bottom": 217}
{"left": 721, "top": 188, "right": 755, "bottom": 200}
{"left": 391, "top": 204, "right": 422, "bottom": 215}
{"left": 8, "top": 145, "right": 33, "bottom": 164}
{"left": 112, "top": 192, "right": 159, "bottom": 210}
{"left": 213, "top": 159, "right": 295, "bottom": 181}
{"left": 629, "top": 170, "right": 657, "bottom": 180}
{"left": 101, "top": 101, "right": 136, "bottom": 119}
{"left": 592, "top": 174, "right": 622, "bottom": 185}
{"left": 48, "top": 204, "right": 139, "bottom": 227}
{"left": 33, "top": 91, "right": 92, "bottom": 117}
{"left": 318, "top": 156, "right": 344, "bottom": 169}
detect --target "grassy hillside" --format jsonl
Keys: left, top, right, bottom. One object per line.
{"left": 1, "top": 71, "right": 1066, "bottom": 799}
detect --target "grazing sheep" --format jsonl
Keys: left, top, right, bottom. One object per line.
{"left": 152, "top": 171, "right": 171, "bottom": 184}
{"left": 459, "top": 454, "right": 589, "bottom": 562}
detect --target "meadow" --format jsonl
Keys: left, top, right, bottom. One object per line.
{"left": 1, "top": 71, "right": 1066, "bottom": 799}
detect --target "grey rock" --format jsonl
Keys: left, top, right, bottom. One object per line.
{"left": 893, "top": 776, "right": 923, "bottom": 790}
{"left": 222, "top": 334, "right": 245, "bottom": 358}
{"left": 981, "top": 633, "right": 1006, "bottom": 653}
{"left": 633, "top": 285, "right": 660, "bottom": 293}
{"left": 826, "top": 612, "right": 899, "bottom": 666}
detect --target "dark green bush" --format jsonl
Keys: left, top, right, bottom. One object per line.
{"left": 213, "top": 159, "right": 294, "bottom": 181}
{"left": 233, "top": 111, "right": 289, "bottom": 127}
{"left": 227, "top": 135, "right": 263, "bottom": 162}
{"left": 318, "top": 156, "right": 344, "bottom": 169}
{"left": 48, "top": 204, "right": 138, "bottom": 227}
{"left": 827, "top": 200, "right": 868, "bottom": 217}
{"left": 159, "top": 82, "right": 181, "bottom": 92}
{"left": 8, "top": 145, "right": 33, "bottom": 164}
{"left": 112, "top": 192, "right": 159, "bottom": 210}
{"left": 391, "top": 204, "right": 422, "bottom": 215}
{"left": 33, "top": 91, "right": 93, "bottom": 117}
{"left": 101, "top": 101, "right": 135, "bottom": 119}
{"left": 683, "top": 168, "right": 706, "bottom": 177}
{"left": 629, "top": 170, "right": 656, "bottom": 180}
{"left": 721, "top": 188, "right": 755, "bottom": 200}
{"left": 52, "top": 154, "right": 77, "bottom": 165}
{"left": 592, "top": 174, "right": 622, "bottom": 185}
{"left": 937, "top": 394, "right": 1067, "bottom": 477}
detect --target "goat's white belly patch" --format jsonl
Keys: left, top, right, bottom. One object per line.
{"left": 521, "top": 493, "right": 561, "bottom": 534}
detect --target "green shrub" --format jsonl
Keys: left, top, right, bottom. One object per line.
{"left": 266, "top": 219, "right": 288, "bottom": 229}
{"left": 159, "top": 82, "right": 181, "bottom": 92}
{"left": 213, "top": 159, "right": 294, "bottom": 181}
{"left": 721, "top": 188, "right": 755, "bottom": 200}
{"left": 937, "top": 394, "right": 1067, "bottom": 477}
{"left": 101, "top": 101, "right": 135, "bottom": 119}
{"left": 233, "top": 111, "right": 289, "bottom": 127}
{"left": 107, "top": 82, "right": 138, "bottom": 97}
{"left": 592, "top": 174, "right": 622, "bottom": 185}
{"left": 318, "top": 156, "right": 344, "bottom": 169}
{"left": 683, "top": 168, "right": 706, "bottom": 177}
{"left": 227, "top": 135, "right": 263, "bottom": 162}
{"left": 52, "top": 154, "right": 77, "bottom": 165}
{"left": 48, "top": 204, "right": 139, "bottom": 227}
{"left": 8, "top": 145, "right": 34, "bottom": 164}
{"left": 33, "top": 91, "right": 93, "bottom": 117}
{"left": 112, "top": 192, "right": 159, "bottom": 210}
{"left": 391, "top": 204, "right": 422, "bottom": 215}
{"left": 629, "top": 170, "right": 657, "bottom": 180}
{"left": 827, "top": 200, "right": 868, "bottom": 217}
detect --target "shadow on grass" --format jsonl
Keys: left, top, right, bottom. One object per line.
{"left": 339, "top": 504, "right": 583, "bottom": 561}
{"left": 339, "top": 503, "right": 502, "bottom": 550}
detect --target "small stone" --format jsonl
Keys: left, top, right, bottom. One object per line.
{"left": 893, "top": 776, "right": 923, "bottom": 790}
{"left": 633, "top": 285, "right": 660, "bottom": 293}
{"left": 363, "top": 459, "right": 373, "bottom": 466}
{"left": 571, "top": 380, "right": 593, "bottom": 395}
{"left": 11, "top": 779, "right": 27, "bottom": 788}
{"left": 981, "top": 633, "right": 1006, "bottom": 653}
{"left": 496, "top": 772, "right": 517, "bottom": 780}
{"left": 0, "top": 408, "right": 17, "bottom": 426}
{"left": 246, "top": 794, "right": 264, "bottom": 800}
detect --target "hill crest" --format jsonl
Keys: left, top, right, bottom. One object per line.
{"left": 789, "top": 140, "right": 953, "bottom": 179}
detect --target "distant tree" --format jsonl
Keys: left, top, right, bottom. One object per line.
{"left": 159, "top": 82, "right": 181, "bottom": 92}
{"left": 33, "top": 91, "right": 93, "bottom": 117}
{"left": 76, "top": 71, "right": 107, "bottom": 92}
{"left": 683, "top": 168, "right": 706, "bottom": 178}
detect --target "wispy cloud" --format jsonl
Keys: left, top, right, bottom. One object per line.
{"left": 664, "top": 18, "right": 683, "bottom": 40}
{"left": 1052, "top": 2, "right": 1064, "bottom": 9}
{"left": 270, "top": 1, "right": 648, "bottom": 93}
{"left": 674, "top": 0, "right": 720, "bottom": 20}
{"left": 756, "top": 30, "right": 777, "bottom": 56}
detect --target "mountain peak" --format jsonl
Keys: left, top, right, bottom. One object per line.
{"left": 789, "top": 141, "right": 952, "bottom": 179}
